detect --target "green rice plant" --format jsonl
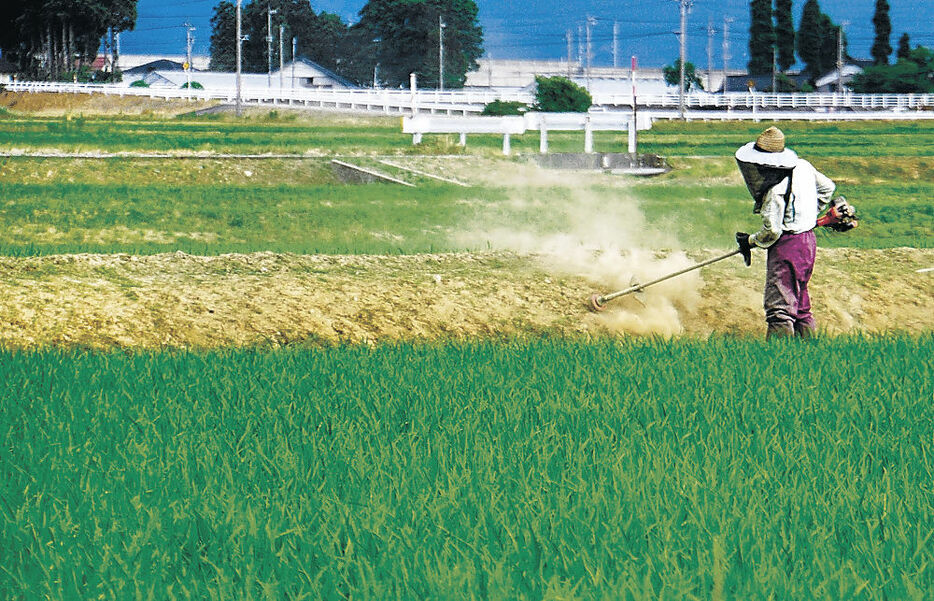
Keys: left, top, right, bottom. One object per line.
{"left": 1, "top": 336, "right": 932, "bottom": 600}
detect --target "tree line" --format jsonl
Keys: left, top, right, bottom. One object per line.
{"left": 209, "top": 0, "right": 484, "bottom": 89}
{"left": 747, "top": 0, "right": 931, "bottom": 92}
{"left": 0, "top": 0, "right": 137, "bottom": 81}
{"left": 748, "top": 0, "right": 848, "bottom": 83}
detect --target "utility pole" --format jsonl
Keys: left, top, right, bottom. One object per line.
{"left": 566, "top": 30, "right": 573, "bottom": 77}
{"left": 236, "top": 0, "right": 242, "bottom": 116}
{"left": 578, "top": 24, "right": 583, "bottom": 69}
{"left": 279, "top": 24, "right": 284, "bottom": 90}
{"left": 836, "top": 21, "right": 848, "bottom": 94}
{"left": 722, "top": 16, "right": 732, "bottom": 95}
{"left": 613, "top": 21, "right": 619, "bottom": 69}
{"left": 586, "top": 16, "right": 595, "bottom": 90}
{"left": 185, "top": 23, "right": 195, "bottom": 98}
{"left": 676, "top": 0, "right": 692, "bottom": 119}
{"left": 772, "top": 46, "right": 777, "bottom": 92}
{"left": 267, "top": 5, "right": 278, "bottom": 88}
{"left": 706, "top": 18, "right": 715, "bottom": 93}
{"left": 372, "top": 38, "right": 380, "bottom": 88}
{"left": 438, "top": 15, "right": 446, "bottom": 91}
{"left": 291, "top": 37, "right": 296, "bottom": 91}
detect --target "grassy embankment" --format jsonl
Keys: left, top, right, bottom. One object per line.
{"left": 0, "top": 113, "right": 931, "bottom": 255}
{"left": 3, "top": 336, "right": 933, "bottom": 600}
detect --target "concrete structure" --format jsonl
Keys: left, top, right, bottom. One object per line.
{"left": 465, "top": 57, "right": 739, "bottom": 96}
{"left": 466, "top": 58, "right": 667, "bottom": 87}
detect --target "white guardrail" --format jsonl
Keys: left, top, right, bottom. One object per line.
{"left": 5, "top": 80, "right": 934, "bottom": 117}
{"left": 403, "top": 112, "right": 654, "bottom": 154}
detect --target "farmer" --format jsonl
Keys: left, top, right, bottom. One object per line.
{"left": 734, "top": 126, "right": 836, "bottom": 339}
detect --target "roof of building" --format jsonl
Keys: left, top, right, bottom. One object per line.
{"left": 124, "top": 59, "right": 187, "bottom": 76}
{"left": 138, "top": 58, "right": 360, "bottom": 90}
{"left": 270, "top": 58, "right": 359, "bottom": 89}
{"left": 119, "top": 54, "right": 210, "bottom": 71}
{"left": 814, "top": 64, "right": 864, "bottom": 88}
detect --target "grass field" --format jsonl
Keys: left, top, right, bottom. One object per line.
{"left": 0, "top": 153, "right": 931, "bottom": 256}
{"left": 2, "top": 95, "right": 933, "bottom": 600}
{"left": 3, "top": 336, "right": 933, "bottom": 600}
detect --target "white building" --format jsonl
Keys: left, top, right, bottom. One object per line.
{"left": 814, "top": 64, "right": 864, "bottom": 93}
{"left": 138, "top": 58, "right": 357, "bottom": 90}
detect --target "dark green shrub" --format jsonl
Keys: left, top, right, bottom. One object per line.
{"left": 533, "top": 76, "right": 592, "bottom": 112}
{"left": 180, "top": 81, "right": 204, "bottom": 89}
{"left": 129, "top": 80, "right": 150, "bottom": 88}
{"left": 481, "top": 100, "right": 529, "bottom": 116}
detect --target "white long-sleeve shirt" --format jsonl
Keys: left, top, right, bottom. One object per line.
{"left": 750, "top": 159, "right": 836, "bottom": 248}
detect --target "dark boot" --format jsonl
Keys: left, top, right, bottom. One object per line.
{"left": 766, "top": 323, "right": 794, "bottom": 340}
{"left": 795, "top": 323, "right": 817, "bottom": 339}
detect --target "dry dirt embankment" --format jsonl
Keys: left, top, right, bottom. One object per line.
{"left": 0, "top": 248, "right": 931, "bottom": 349}
{"left": 0, "top": 91, "right": 216, "bottom": 117}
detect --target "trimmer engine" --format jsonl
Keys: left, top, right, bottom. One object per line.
{"left": 816, "top": 196, "right": 859, "bottom": 232}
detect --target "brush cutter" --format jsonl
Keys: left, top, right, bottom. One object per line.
{"left": 816, "top": 196, "right": 858, "bottom": 231}
{"left": 588, "top": 249, "right": 742, "bottom": 312}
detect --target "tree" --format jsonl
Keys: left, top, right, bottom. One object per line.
{"left": 209, "top": 1, "right": 235, "bottom": 71}
{"left": 0, "top": 0, "right": 138, "bottom": 80}
{"left": 773, "top": 0, "right": 795, "bottom": 72}
{"left": 897, "top": 33, "right": 911, "bottom": 60}
{"left": 797, "top": 0, "right": 843, "bottom": 81}
{"left": 748, "top": 0, "right": 774, "bottom": 75}
{"left": 797, "top": 0, "right": 823, "bottom": 79}
{"left": 355, "top": 0, "right": 483, "bottom": 89}
{"left": 663, "top": 59, "right": 703, "bottom": 91}
{"left": 871, "top": 0, "right": 892, "bottom": 65}
{"left": 818, "top": 14, "right": 844, "bottom": 76}
{"left": 533, "top": 76, "right": 591, "bottom": 112}
{"left": 208, "top": 0, "right": 351, "bottom": 78}
{"left": 104, "top": 0, "right": 138, "bottom": 78}
{"left": 849, "top": 45, "right": 934, "bottom": 93}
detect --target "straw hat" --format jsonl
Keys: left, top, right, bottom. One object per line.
{"left": 755, "top": 126, "right": 785, "bottom": 152}
{"left": 735, "top": 126, "right": 798, "bottom": 168}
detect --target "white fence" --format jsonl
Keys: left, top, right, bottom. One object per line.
{"left": 5, "top": 80, "right": 934, "bottom": 117}
{"left": 403, "top": 112, "right": 654, "bottom": 154}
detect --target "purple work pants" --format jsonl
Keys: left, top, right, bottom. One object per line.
{"left": 764, "top": 230, "right": 817, "bottom": 338}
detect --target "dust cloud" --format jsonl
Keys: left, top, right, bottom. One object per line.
{"left": 454, "top": 169, "right": 703, "bottom": 337}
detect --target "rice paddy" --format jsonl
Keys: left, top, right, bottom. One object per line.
{"left": 3, "top": 336, "right": 933, "bottom": 600}
{"left": 1, "top": 94, "right": 933, "bottom": 600}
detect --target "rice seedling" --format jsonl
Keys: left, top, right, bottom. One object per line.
{"left": 2, "top": 336, "right": 932, "bottom": 599}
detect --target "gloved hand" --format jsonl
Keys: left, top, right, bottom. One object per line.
{"left": 735, "top": 232, "right": 752, "bottom": 267}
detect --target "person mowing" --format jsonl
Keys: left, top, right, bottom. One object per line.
{"left": 734, "top": 126, "right": 856, "bottom": 339}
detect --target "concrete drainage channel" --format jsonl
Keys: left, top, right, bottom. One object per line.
{"left": 535, "top": 153, "right": 670, "bottom": 176}
{"left": 330, "top": 160, "right": 416, "bottom": 187}
{"left": 330, "top": 159, "right": 471, "bottom": 187}
{"left": 330, "top": 154, "right": 668, "bottom": 187}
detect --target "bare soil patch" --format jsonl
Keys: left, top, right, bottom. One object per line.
{"left": 1, "top": 248, "right": 931, "bottom": 349}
